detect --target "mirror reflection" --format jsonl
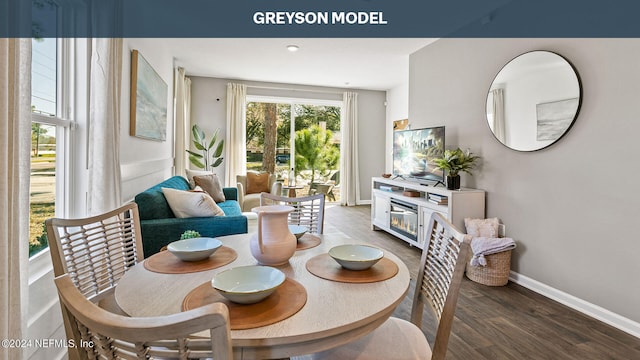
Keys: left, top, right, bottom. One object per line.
{"left": 486, "top": 51, "right": 581, "bottom": 151}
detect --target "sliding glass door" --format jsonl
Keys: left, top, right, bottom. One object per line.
{"left": 246, "top": 98, "right": 341, "bottom": 202}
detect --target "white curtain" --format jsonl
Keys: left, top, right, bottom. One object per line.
{"left": 341, "top": 92, "right": 360, "bottom": 206}
{"left": 491, "top": 88, "right": 506, "bottom": 143}
{"left": 225, "top": 83, "right": 247, "bottom": 187}
{"left": 87, "top": 38, "right": 123, "bottom": 215}
{"left": 174, "top": 67, "right": 191, "bottom": 176}
{"left": 0, "top": 38, "right": 31, "bottom": 360}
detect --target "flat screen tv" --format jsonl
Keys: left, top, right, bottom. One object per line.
{"left": 392, "top": 126, "right": 445, "bottom": 184}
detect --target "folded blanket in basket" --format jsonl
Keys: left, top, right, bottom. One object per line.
{"left": 470, "top": 237, "right": 516, "bottom": 267}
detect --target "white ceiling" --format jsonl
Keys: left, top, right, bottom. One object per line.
{"left": 158, "top": 38, "right": 437, "bottom": 91}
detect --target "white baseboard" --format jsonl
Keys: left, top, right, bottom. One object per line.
{"left": 509, "top": 271, "right": 640, "bottom": 339}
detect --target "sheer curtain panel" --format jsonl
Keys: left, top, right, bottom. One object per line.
{"left": 341, "top": 91, "right": 360, "bottom": 206}
{"left": 0, "top": 37, "right": 31, "bottom": 360}
{"left": 225, "top": 83, "right": 247, "bottom": 187}
{"left": 491, "top": 88, "right": 506, "bottom": 143}
{"left": 174, "top": 67, "right": 191, "bottom": 176}
{"left": 88, "top": 38, "right": 123, "bottom": 215}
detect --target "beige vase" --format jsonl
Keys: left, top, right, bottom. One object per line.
{"left": 250, "top": 205, "right": 297, "bottom": 266}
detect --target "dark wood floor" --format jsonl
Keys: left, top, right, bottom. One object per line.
{"left": 317, "top": 204, "right": 640, "bottom": 360}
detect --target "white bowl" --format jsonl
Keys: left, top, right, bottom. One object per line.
{"left": 211, "top": 266, "right": 285, "bottom": 304}
{"left": 328, "top": 244, "right": 384, "bottom": 271}
{"left": 167, "top": 237, "right": 222, "bottom": 262}
{"left": 289, "top": 225, "right": 309, "bottom": 240}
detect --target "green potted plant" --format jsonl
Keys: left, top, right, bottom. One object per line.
{"left": 433, "top": 148, "right": 480, "bottom": 190}
{"left": 186, "top": 124, "right": 224, "bottom": 171}
{"left": 180, "top": 230, "right": 201, "bottom": 240}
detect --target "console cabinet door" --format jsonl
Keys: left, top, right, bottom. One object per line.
{"left": 419, "top": 206, "right": 447, "bottom": 248}
{"left": 373, "top": 193, "right": 390, "bottom": 228}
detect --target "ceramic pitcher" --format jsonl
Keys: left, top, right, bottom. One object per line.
{"left": 250, "top": 205, "right": 297, "bottom": 265}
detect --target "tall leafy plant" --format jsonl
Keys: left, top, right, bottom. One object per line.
{"left": 433, "top": 148, "right": 480, "bottom": 177}
{"left": 186, "top": 124, "right": 224, "bottom": 171}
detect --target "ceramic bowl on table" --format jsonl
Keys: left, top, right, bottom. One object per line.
{"left": 167, "top": 237, "right": 222, "bottom": 262}
{"left": 211, "top": 266, "right": 285, "bottom": 304}
{"left": 288, "top": 225, "right": 309, "bottom": 240}
{"left": 328, "top": 244, "right": 384, "bottom": 271}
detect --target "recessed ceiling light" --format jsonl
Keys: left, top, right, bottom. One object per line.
{"left": 287, "top": 45, "right": 299, "bottom": 52}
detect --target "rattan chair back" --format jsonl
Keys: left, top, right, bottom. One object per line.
{"left": 46, "top": 202, "right": 144, "bottom": 303}
{"left": 55, "top": 274, "right": 232, "bottom": 360}
{"left": 260, "top": 192, "right": 325, "bottom": 234}
{"left": 411, "top": 212, "right": 471, "bottom": 360}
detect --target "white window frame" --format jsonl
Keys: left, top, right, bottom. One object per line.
{"left": 30, "top": 37, "right": 74, "bottom": 261}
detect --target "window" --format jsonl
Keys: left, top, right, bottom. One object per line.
{"left": 30, "top": 37, "right": 71, "bottom": 256}
{"left": 246, "top": 97, "right": 341, "bottom": 202}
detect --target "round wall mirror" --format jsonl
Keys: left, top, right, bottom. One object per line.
{"left": 486, "top": 51, "right": 582, "bottom": 151}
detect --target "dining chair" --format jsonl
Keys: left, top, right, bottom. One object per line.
{"left": 55, "top": 274, "right": 233, "bottom": 360}
{"left": 46, "top": 202, "right": 145, "bottom": 360}
{"left": 260, "top": 192, "right": 325, "bottom": 234}
{"left": 46, "top": 202, "right": 144, "bottom": 304}
{"left": 310, "top": 212, "right": 471, "bottom": 360}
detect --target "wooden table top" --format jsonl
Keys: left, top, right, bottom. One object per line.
{"left": 115, "top": 232, "right": 410, "bottom": 360}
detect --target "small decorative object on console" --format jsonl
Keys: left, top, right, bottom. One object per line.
{"left": 402, "top": 190, "right": 421, "bottom": 197}
{"left": 381, "top": 173, "right": 392, "bottom": 178}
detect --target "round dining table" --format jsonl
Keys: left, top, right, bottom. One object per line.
{"left": 115, "top": 232, "right": 410, "bottom": 360}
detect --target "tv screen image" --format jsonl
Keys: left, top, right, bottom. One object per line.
{"left": 393, "top": 126, "right": 445, "bottom": 183}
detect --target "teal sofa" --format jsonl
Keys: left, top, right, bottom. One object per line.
{"left": 134, "top": 176, "right": 248, "bottom": 256}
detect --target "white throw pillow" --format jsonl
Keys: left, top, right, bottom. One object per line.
{"left": 185, "top": 169, "right": 213, "bottom": 189}
{"left": 464, "top": 217, "right": 500, "bottom": 238}
{"left": 162, "top": 187, "right": 225, "bottom": 218}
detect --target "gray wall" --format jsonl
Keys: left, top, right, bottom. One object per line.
{"left": 190, "top": 77, "right": 386, "bottom": 201}
{"left": 409, "top": 38, "right": 640, "bottom": 323}
{"left": 385, "top": 84, "right": 410, "bottom": 174}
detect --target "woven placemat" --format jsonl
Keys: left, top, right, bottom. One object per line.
{"left": 296, "top": 233, "right": 321, "bottom": 250}
{"left": 182, "top": 278, "right": 307, "bottom": 330}
{"left": 143, "top": 246, "right": 237, "bottom": 274}
{"left": 306, "top": 254, "right": 398, "bottom": 283}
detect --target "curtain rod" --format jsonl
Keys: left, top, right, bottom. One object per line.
{"left": 246, "top": 84, "right": 345, "bottom": 95}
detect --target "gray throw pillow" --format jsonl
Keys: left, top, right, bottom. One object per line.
{"left": 193, "top": 174, "right": 226, "bottom": 203}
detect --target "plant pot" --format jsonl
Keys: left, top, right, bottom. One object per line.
{"left": 446, "top": 175, "right": 461, "bottom": 190}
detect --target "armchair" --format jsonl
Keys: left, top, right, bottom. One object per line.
{"left": 236, "top": 171, "right": 282, "bottom": 212}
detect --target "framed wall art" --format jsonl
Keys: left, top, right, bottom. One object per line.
{"left": 393, "top": 119, "right": 409, "bottom": 131}
{"left": 130, "top": 49, "right": 168, "bottom": 141}
{"left": 536, "top": 97, "right": 579, "bottom": 141}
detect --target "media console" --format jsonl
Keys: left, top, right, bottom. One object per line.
{"left": 371, "top": 177, "right": 485, "bottom": 249}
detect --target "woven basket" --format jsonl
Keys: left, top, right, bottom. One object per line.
{"left": 465, "top": 250, "right": 512, "bottom": 286}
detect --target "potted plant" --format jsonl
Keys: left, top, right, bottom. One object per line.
{"left": 180, "top": 230, "right": 201, "bottom": 240}
{"left": 186, "top": 124, "right": 224, "bottom": 171}
{"left": 433, "top": 148, "right": 480, "bottom": 190}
